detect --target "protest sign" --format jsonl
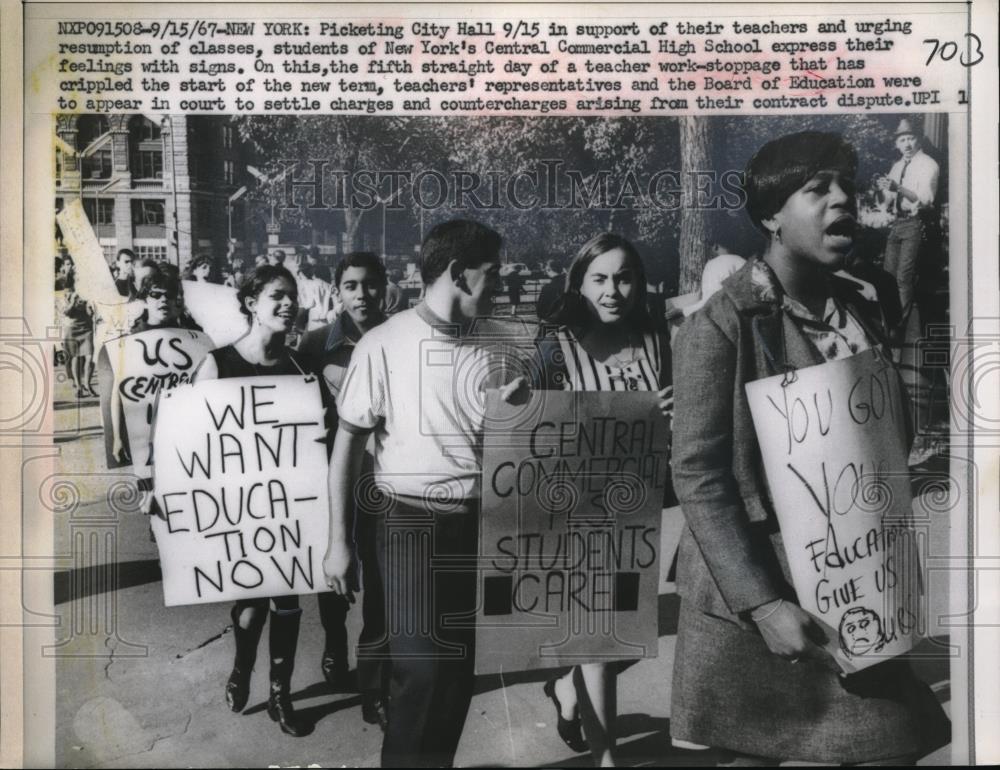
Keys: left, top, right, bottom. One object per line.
{"left": 102, "top": 328, "right": 214, "bottom": 477}
{"left": 476, "top": 390, "right": 669, "bottom": 674}
{"left": 181, "top": 280, "right": 246, "bottom": 347}
{"left": 150, "top": 375, "right": 329, "bottom": 606}
{"left": 746, "top": 350, "right": 921, "bottom": 674}
{"left": 56, "top": 199, "right": 122, "bottom": 307}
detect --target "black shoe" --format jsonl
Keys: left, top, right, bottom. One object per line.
{"left": 267, "top": 608, "right": 312, "bottom": 737}
{"left": 543, "top": 677, "right": 586, "bottom": 754}
{"left": 226, "top": 604, "right": 265, "bottom": 713}
{"left": 267, "top": 679, "right": 313, "bottom": 737}
{"left": 226, "top": 666, "right": 252, "bottom": 713}
{"left": 321, "top": 653, "right": 356, "bottom": 691}
{"left": 361, "top": 691, "right": 389, "bottom": 732}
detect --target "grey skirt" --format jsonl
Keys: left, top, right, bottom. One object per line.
{"left": 670, "top": 600, "right": 950, "bottom": 764}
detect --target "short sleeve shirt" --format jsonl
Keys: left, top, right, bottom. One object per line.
{"left": 336, "top": 303, "right": 514, "bottom": 501}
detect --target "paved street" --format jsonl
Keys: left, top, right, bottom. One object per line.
{"left": 50, "top": 370, "right": 953, "bottom": 768}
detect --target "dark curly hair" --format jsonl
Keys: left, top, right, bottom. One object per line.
{"left": 236, "top": 264, "right": 298, "bottom": 320}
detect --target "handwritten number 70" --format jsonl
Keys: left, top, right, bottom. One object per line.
{"left": 923, "top": 34, "right": 984, "bottom": 66}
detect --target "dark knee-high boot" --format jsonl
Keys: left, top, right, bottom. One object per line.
{"left": 226, "top": 603, "right": 266, "bottom": 713}
{"left": 267, "top": 608, "right": 312, "bottom": 737}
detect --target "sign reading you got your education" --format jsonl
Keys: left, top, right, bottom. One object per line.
{"left": 746, "top": 350, "right": 923, "bottom": 674}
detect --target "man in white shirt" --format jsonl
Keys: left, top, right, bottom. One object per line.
{"left": 324, "top": 219, "right": 504, "bottom": 768}
{"left": 877, "top": 118, "right": 940, "bottom": 318}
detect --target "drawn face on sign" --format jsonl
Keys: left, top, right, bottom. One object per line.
{"left": 247, "top": 276, "right": 298, "bottom": 334}
{"left": 838, "top": 607, "right": 885, "bottom": 657}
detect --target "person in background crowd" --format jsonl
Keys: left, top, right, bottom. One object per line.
{"left": 110, "top": 265, "right": 187, "bottom": 465}
{"left": 55, "top": 255, "right": 72, "bottom": 291}
{"left": 306, "top": 246, "right": 332, "bottom": 283}
{"left": 383, "top": 268, "right": 404, "bottom": 315}
{"left": 877, "top": 118, "right": 940, "bottom": 330}
{"left": 324, "top": 220, "right": 505, "bottom": 767}
{"left": 195, "top": 265, "right": 313, "bottom": 738}
{"left": 683, "top": 213, "right": 748, "bottom": 318}
{"left": 184, "top": 253, "right": 216, "bottom": 283}
{"left": 670, "top": 130, "right": 949, "bottom": 765}
{"left": 113, "top": 248, "right": 136, "bottom": 297}
{"left": 254, "top": 254, "right": 269, "bottom": 269}
{"left": 505, "top": 233, "right": 673, "bottom": 767}
{"left": 56, "top": 263, "right": 96, "bottom": 397}
{"left": 505, "top": 267, "right": 524, "bottom": 315}
{"left": 298, "top": 251, "right": 391, "bottom": 731}
{"left": 270, "top": 249, "right": 287, "bottom": 267}
{"left": 682, "top": 256, "right": 747, "bottom": 318}
{"left": 535, "top": 257, "right": 566, "bottom": 321}
{"left": 295, "top": 258, "right": 334, "bottom": 332}
{"left": 226, "top": 256, "right": 248, "bottom": 289}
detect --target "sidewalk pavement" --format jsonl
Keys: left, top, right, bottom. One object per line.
{"left": 49, "top": 376, "right": 952, "bottom": 768}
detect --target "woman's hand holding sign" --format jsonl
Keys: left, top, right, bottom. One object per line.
{"left": 657, "top": 385, "right": 673, "bottom": 421}
{"left": 753, "top": 599, "right": 840, "bottom": 673}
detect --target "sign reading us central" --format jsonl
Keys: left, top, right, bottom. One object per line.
{"left": 151, "top": 376, "right": 329, "bottom": 607}
{"left": 476, "top": 390, "right": 669, "bottom": 674}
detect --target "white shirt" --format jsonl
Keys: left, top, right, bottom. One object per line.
{"left": 887, "top": 149, "right": 939, "bottom": 216}
{"left": 336, "top": 304, "right": 512, "bottom": 502}
{"left": 296, "top": 273, "right": 333, "bottom": 330}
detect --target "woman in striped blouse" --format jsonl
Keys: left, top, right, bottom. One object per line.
{"left": 506, "top": 233, "right": 672, "bottom": 766}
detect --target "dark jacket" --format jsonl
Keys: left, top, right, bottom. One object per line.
{"left": 671, "top": 260, "right": 894, "bottom": 625}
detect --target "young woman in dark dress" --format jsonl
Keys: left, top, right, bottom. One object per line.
{"left": 195, "top": 264, "right": 312, "bottom": 737}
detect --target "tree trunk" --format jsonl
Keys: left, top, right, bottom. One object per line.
{"left": 344, "top": 209, "right": 365, "bottom": 252}
{"left": 678, "top": 116, "right": 710, "bottom": 294}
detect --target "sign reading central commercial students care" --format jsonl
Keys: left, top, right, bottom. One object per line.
{"left": 746, "top": 350, "right": 922, "bottom": 674}
{"left": 151, "top": 376, "right": 329, "bottom": 607}
{"left": 476, "top": 390, "right": 669, "bottom": 674}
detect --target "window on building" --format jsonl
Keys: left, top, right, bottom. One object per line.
{"left": 223, "top": 160, "right": 235, "bottom": 185}
{"left": 135, "top": 243, "right": 168, "bottom": 262}
{"left": 82, "top": 149, "right": 112, "bottom": 180}
{"left": 76, "top": 115, "right": 110, "bottom": 151}
{"left": 129, "top": 116, "right": 164, "bottom": 180}
{"left": 132, "top": 200, "right": 165, "bottom": 226}
{"left": 82, "top": 198, "right": 114, "bottom": 226}
{"left": 222, "top": 125, "right": 233, "bottom": 149}
{"left": 137, "top": 150, "right": 163, "bottom": 179}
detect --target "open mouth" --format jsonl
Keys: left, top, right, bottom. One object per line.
{"left": 824, "top": 216, "right": 856, "bottom": 248}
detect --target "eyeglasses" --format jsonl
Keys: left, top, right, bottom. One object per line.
{"left": 146, "top": 290, "right": 175, "bottom": 300}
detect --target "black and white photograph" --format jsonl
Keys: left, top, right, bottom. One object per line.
{"left": 44, "top": 111, "right": 957, "bottom": 767}
{"left": 4, "top": 1, "right": 999, "bottom": 768}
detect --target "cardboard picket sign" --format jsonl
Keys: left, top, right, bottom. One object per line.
{"left": 103, "top": 328, "right": 214, "bottom": 478}
{"left": 746, "top": 350, "right": 921, "bottom": 674}
{"left": 151, "top": 375, "right": 329, "bottom": 606}
{"left": 56, "top": 199, "right": 123, "bottom": 307}
{"left": 476, "top": 390, "right": 669, "bottom": 674}
{"left": 181, "top": 280, "right": 246, "bottom": 347}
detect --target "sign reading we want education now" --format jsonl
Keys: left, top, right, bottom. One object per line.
{"left": 151, "top": 376, "right": 329, "bottom": 607}
{"left": 477, "top": 391, "right": 669, "bottom": 674}
{"left": 747, "top": 350, "right": 923, "bottom": 674}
